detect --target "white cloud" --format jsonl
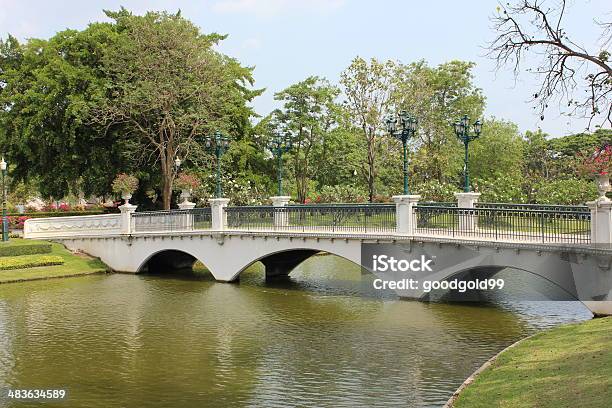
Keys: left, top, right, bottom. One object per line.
{"left": 211, "top": 0, "right": 346, "bottom": 17}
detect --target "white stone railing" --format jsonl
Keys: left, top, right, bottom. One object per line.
{"left": 24, "top": 214, "right": 122, "bottom": 239}
{"left": 20, "top": 194, "right": 611, "bottom": 249}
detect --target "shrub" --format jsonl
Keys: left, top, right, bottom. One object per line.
{"left": 317, "top": 185, "right": 368, "bottom": 203}
{"left": 473, "top": 176, "right": 527, "bottom": 203}
{"left": 0, "top": 255, "right": 64, "bottom": 271}
{"left": 414, "top": 180, "right": 457, "bottom": 202}
{"left": 0, "top": 243, "right": 52, "bottom": 257}
{"left": 533, "top": 178, "right": 598, "bottom": 205}
{"left": 111, "top": 174, "right": 139, "bottom": 194}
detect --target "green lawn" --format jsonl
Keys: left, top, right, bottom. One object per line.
{"left": 0, "top": 239, "right": 108, "bottom": 284}
{"left": 452, "top": 317, "right": 612, "bottom": 408}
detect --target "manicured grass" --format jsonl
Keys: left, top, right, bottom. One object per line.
{"left": 0, "top": 239, "right": 108, "bottom": 283}
{"left": 0, "top": 242, "right": 52, "bottom": 257}
{"left": 452, "top": 317, "right": 612, "bottom": 408}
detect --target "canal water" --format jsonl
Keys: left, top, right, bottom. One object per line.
{"left": 0, "top": 255, "right": 591, "bottom": 408}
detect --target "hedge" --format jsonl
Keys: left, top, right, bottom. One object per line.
{"left": 0, "top": 244, "right": 52, "bottom": 258}
{"left": 0, "top": 255, "right": 64, "bottom": 271}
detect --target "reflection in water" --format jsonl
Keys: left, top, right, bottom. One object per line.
{"left": 0, "top": 254, "right": 591, "bottom": 408}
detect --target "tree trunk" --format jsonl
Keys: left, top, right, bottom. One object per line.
{"left": 162, "top": 173, "right": 172, "bottom": 210}
{"left": 367, "top": 134, "right": 376, "bottom": 203}
{"left": 160, "top": 154, "right": 173, "bottom": 210}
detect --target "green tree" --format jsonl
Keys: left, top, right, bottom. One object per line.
{"left": 268, "top": 76, "right": 339, "bottom": 203}
{"left": 95, "top": 9, "right": 260, "bottom": 209}
{"left": 470, "top": 118, "right": 523, "bottom": 181}
{"left": 395, "top": 60, "right": 485, "bottom": 185}
{"left": 340, "top": 57, "right": 396, "bottom": 202}
{"left": 0, "top": 25, "right": 131, "bottom": 198}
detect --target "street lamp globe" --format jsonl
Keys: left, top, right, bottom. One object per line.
{"left": 0, "top": 158, "right": 6, "bottom": 171}
{"left": 385, "top": 116, "right": 397, "bottom": 134}
{"left": 174, "top": 157, "right": 182, "bottom": 168}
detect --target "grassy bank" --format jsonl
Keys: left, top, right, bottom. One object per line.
{"left": 0, "top": 239, "right": 108, "bottom": 284}
{"left": 452, "top": 317, "right": 612, "bottom": 408}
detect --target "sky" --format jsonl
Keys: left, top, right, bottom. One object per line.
{"left": 0, "top": 0, "right": 610, "bottom": 136}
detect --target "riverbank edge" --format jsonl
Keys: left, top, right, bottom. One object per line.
{"left": 0, "top": 239, "right": 111, "bottom": 285}
{"left": 444, "top": 317, "right": 604, "bottom": 407}
{"left": 442, "top": 331, "right": 536, "bottom": 408}
{"left": 0, "top": 268, "right": 109, "bottom": 285}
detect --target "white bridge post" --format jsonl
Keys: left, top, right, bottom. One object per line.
{"left": 587, "top": 199, "right": 612, "bottom": 247}
{"left": 178, "top": 196, "right": 197, "bottom": 231}
{"left": 392, "top": 195, "right": 421, "bottom": 235}
{"left": 454, "top": 192, "right": 480, "bottom": 233}
{"left": 119, "top": 203, "right": 137, "bottom": 234}
{"left": 271, "top": 196, "right": 291, "bottom": 229}
{"left": 210, "top": 198, "right": 230, "bottom": 231}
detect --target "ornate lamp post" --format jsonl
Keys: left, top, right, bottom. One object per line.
{"left": 453, "top": 115, "right": 482, "bottom": 193}
{"left": 0, "top": 158, "right": 8, "bottom": 242}
{"left": 205, "top": 131, "right": 231, "bottom": 198}
{"left": 386, "top": 110, "right": 418, "bottom": 195}
{"left": 267, "top": 133, "right": 293, "bottom": 196}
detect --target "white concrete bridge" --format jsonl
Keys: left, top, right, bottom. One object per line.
{"left": 23, "top": 194, "right": 612, "bottom": 316}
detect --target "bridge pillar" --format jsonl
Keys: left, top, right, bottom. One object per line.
{"left": 210, "top": 198, "right": 230, "bottom": 230}
{"left": 177, "top": 200, "right": 196, "bottom": 230}
{"left": 119, "top": 203, "right": 137, "bottom": 234}
{"left": 271, "top": 196, "right": 291, "bottom": 228}
{"left": 587, "top": 199, "right": 612, "bottom": 247}
{"left": 393, "top": 195, "right": 421, "bottom": 235}
{"left": 454, "top": 192, "right": 480, "bottom": 232}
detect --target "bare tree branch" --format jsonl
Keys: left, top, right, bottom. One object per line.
{"left": 488, "top": 0, "right": 612, "bottom": 128}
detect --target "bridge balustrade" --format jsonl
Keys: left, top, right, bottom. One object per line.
{"left": 226, "top": 204, "right": 396, "bottom": 233}
{"left": 413, "top": 205, "right": 591, "bottom": 244}
{"left": 132, "top": 208, "right": 212, "bottom": 232}
{"left": 25, "top": 198, "right": 604, "bottom": 246}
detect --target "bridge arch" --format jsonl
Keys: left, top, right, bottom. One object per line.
{"left": 137, "top": 248, "right": 212, "bottom": 275}
{"left": 422, "top": 263, "right": 591, "bottom": 313}
{"left": 228, "top": 245, "right": 362, "bottom": 282}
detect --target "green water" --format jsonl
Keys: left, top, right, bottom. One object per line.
{"left": 0, "top": 255, "right": 591, "bottom": 407}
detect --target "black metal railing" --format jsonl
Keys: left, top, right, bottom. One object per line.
{"left": 414, "top": 205, "right": 591, "bottom": 244}
{"left": 226, "top": 204, "right": 396, "bottom": 233}
{"left": 226, "top": 206, "right": 276, "bottom": 230}
{"left": 132, "top": 208, "right": 212, "bottom": 232}
{"left": 476, "top": 202, "right": 589, "bottom": 212}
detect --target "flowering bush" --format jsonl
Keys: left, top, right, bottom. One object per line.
{"left": 174, "top": 173, "right": 201, "bottom": 191}
{"left": 316, "top": 185, "right": 368, "bottom": 203}
{"left": 414, "top": 180, "right": 457, "bottom": 202}
{"left": 111, "top": 174, "right": 139, "bottom": 194}
{"left": 8, "top": 216, "right": 30, "bottom": 229}
{"left": 577, "top": 145, "right": 612, "bottom": 176}
{"left": 473, "top": 176, "right": 527, "bottom": 203}
{"left": 58, "top": 203, "right": 71, "bottom": 212}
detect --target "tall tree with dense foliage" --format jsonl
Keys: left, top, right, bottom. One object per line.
{"left": 395, "top": 60, "right": 485, "bottom": 184}
{"left": 340, "top": 57, "right": 396, "bottom": 202}
{"left": 94, "top": 9, "right": 260, "bottom": 209}
{"left": 268, "top": 76, "right": 339, "bottom": 203}
{"left": 0, "top": 24, "right": 131, "bottom": 198}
